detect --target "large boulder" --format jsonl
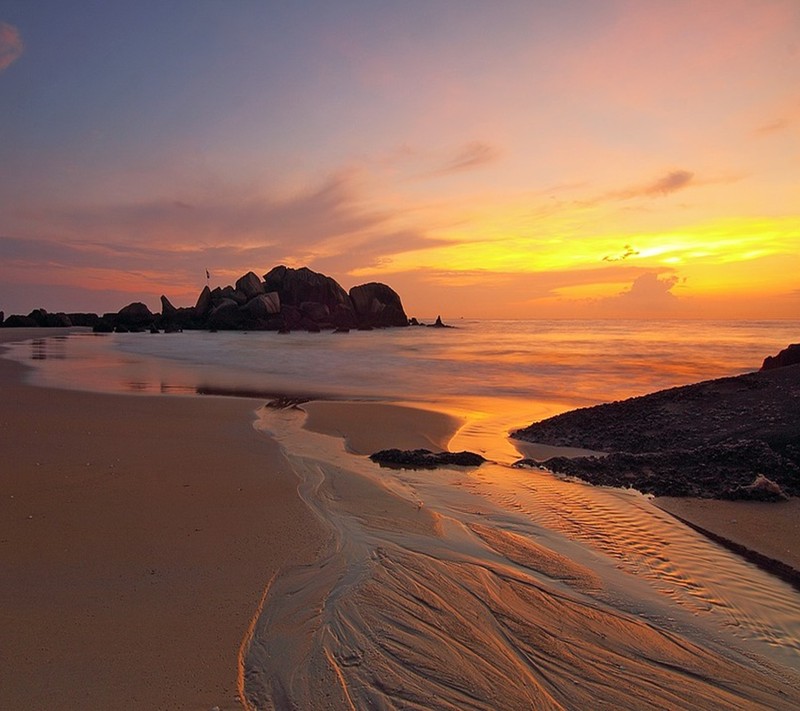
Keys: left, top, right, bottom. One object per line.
{"left": 116, "top": 302, "right": 155, "bottom": 328}
{"left": 242, "top": 292, "right": 281, "bottom": 320}
{"left": 27, "top": 309, "right": 50, "bottom": 327}
{"left": 349, "top": 282, "right": 408, "bottom": 327}
{"left": 0, "top": 311, "right": 3, "bottom": 325}
{"left": 194, "top": 286, "right": 213, "bottom": 318}
{"left": 207, "top": 298, "right": 243, "bottom": 330}
{"left": 264, "top": 266, "right": 353, "bottom": 313}
{"left": 44, "top": 312, "right": 72, "bottom": 327}
{"left": 235, "top": 271, "right": 265, "bottom": 301}
{"left": 300, "top": 301, "right": 330, "bottom": 323}
{"left": 68, "top": 312, "right": 101, "bottom": 327}
{"left": 3, "top": 314, "right": 37, "bottom": 327}
{"left": 761, "top": 344, "right": 800, "bottom": 371}
{"left": 160, "top": 295, "right": 178, "bottom": 320}
{"left": 219, "top": 285, "right": 247, "bottom": 305}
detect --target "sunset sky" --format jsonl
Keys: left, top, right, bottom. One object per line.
{"left": 1, "top": 0, "right": 798, "bottom": 319}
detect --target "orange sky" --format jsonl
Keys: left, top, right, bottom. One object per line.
{"left": 1, "top": 1, "right": 798, "bottom": 318}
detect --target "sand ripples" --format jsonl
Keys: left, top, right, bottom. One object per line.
{"left": 244, "top": 406, "right": 800, "bottom": 710}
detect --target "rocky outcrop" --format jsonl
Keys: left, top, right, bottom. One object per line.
{"left": 235, "top": 271, "right": 265, "bottom": 301}
{"left": 265, "top": 266, "right": 350, "bottom": 309}
{"left": 67, "top": 313, "right": 101, "bottom": 328}
{"left": 369, "top": 448, "right": 486, "bottom": 469}
{"left": 349, "top": 282, "right": 408, "bottom": 328}
{"left": 2, "top": 309, "right": 72, "bottom": 328}
{"left": 29, "top": 309, "right": 72, "bottom": 327}
{"left": 5, "top": 264, "right": 413, "bottom": 334}
{"left": 429, "top": 315, "right": 454, "bottom": 328}
{"left": 519, "top": 441, "right": 793, "bottom": 500}
{"left": 513, "top": 364, "right": 800, "bottom": 500}
{"left": 2, "top": 314, "right": 38, "bottom": 327}
{"left": 169, "top": 265, "right": 409, "bottom": 332}
{"left": 116, "top": 302, "right": 154, "bottom": 331}
{"left": 762, "top": 343, "right": 800, "bottom": 371}
{"left": 194, "top": 286, "right": 213, "bottom": 318}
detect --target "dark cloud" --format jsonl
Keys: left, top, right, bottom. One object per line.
{"left": 0, "top": 22, "right": 23, "bottom": 72}
{"left": 432, "top": 141, "right": 501, "bottom": 175}
{"left": 607, "top": 169, "right": 695, "bottom": 201}
{"left": 602, "top": 244, "right": 640, "bottom": 262}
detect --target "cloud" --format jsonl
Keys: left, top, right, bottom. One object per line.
{"left": 579, "top": 272, "right": 681, "bottom": 317}
{"left": 432, "top": 141, "right": 501, "bottom": 175}
{"left": 12, "top": 171, "right": 390, "bottom": 251}
{"left": 0, "top": 170, "right": 454, "bottom": 311}
{"left": 0, "top": 22, "right": 23, "bottom": 72}
{"left": 606, "top": 170, "right": 696, "bottom": 201}
{"left": 619, "top": 272, "right": 679, "bottom": 304}
{"left": 602, "top": 244, "right": 640, "bottom": 262}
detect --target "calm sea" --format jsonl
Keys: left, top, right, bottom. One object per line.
{"left": 7, "top": 319, "right": 799, "bottom": 446}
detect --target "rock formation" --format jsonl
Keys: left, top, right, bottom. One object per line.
{"left": 369, "top": 448, "right": 486, "bottom": 469}
{"left": 0, "top": 265, "right": 411, "bottom": 334}
{"left": 513, "top": 363, "right": 800, "bottom": 500}
{"left": 761, "top": 343, "right": 800, "bottom": 371}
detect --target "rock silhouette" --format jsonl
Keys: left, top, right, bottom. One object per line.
{"left": 1, "top": 265, "right": 411, "bottom": 334}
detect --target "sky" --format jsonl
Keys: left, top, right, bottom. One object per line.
{"left": 1, "top": 0, "right": 798, "bottom": 319}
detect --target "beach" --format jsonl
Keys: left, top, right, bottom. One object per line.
{"left": 3, "top": 328, "right": 800, "bottom": 710}
{"left": 0, "top": 330, "right": 326, "bottom": 709}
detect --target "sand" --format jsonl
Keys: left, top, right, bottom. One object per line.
{"left": 4, "top": 329, "right": 800, "bottom": 710}
{"left": 655, "top": 496, "right": 800, "bottom": 573}
{"left": 246, "top": 397, "right": 800, "bottom": 709}
{"left": 0, "top": 329, "right": 326, "bottom": 710}
{"left": 301, "top": 400, "right": 461, "bottom": 455}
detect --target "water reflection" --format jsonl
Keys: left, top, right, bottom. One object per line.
{"left": 30, "top": 337, "right": 67, "bottom": 360}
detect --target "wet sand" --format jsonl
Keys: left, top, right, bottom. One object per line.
{"left": 243, "top": 399, "right": 800, "bottom": 709}
{"left": 656, "top": 497, "right": 800, "bottom": 573}
{"left": 307, "top": 397, "right": 800, "bottom": 580}
{"left": 302, "top": 400, "right": 461, "bottom": 455}
{"left": 0, "top": 330, "right": 326, "bottom": 710}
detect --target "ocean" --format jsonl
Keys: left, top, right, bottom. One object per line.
{"left": 5, "top": 319, "right": 800, "bottom": 707}
{"left": 8, "top": 317, "right": 798, "bottom": 414}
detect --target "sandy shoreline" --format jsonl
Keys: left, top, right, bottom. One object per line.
{"left": 0, "top": 329, "right": 326, "bottom": 709}
{"left": 655, "top": 496, "right": 800, "bottom": 575}
{"left": 3, "top": 328, "right": 800, "bottom": 709}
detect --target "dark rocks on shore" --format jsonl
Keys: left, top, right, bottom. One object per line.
{"left": 761, "top": 343, "right": 800, "bottom": 371}
{"left": 513, "top": 362, "right": 800, "bottom": 500}
{"left": 369, "top": 448, "right": 486, "bottom": 469}
{"left": 116, "top": 302, "right": 154, "bottom": 329}
{"left": 1, "top": 265, "right": 415, "bottom": 334}
{"left": 2, "top": 308, "right": 74, "bottom": 328}
{"left": 178, "top": 266, "right": 409, "bottom": 332}
{"left": 349, "top": 282, "right": 408, "bottom": 328}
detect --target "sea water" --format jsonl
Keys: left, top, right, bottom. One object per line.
{"left": 7, "top": 318, "right": 797, "bottom": 410}
{"left": 9, "top": 319, "right": 799, "bottom": 461}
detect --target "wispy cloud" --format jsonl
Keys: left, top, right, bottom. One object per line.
{"left": 607, "top": 169, "right": 696, "bottom": 201}
{"left": 0, "top": 170, "right": 453, "bottom": 310}
{"left": 602, "top": 244, "right": 640, "bottom": 262}
{"left": 432, "top": 141, "right": 501, "bottom": 175}
{"left": 0, "top": 22, "right": 23, "bottom": 72}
